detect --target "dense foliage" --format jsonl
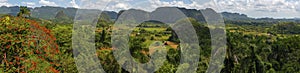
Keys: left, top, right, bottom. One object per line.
{"left": 1, "top": 6, "right": 300, "bottom": 73}
{"left": 0, "top": 16, "right": 60, "bottom": 72}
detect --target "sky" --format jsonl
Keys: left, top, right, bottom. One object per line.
{"left": 1, "top": 0, "right": 300, "bottom": 18}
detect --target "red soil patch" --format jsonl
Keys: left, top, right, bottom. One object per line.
{"left": 165, "top": 41, "right": 178, "bottom": 49}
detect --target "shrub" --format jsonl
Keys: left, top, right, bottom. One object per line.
{"left": 0, "top": 16, "right": 60, "bottom": 72}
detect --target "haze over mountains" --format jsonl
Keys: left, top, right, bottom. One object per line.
{"left": 1, "top": 6, "right": 300, "bottom": 23}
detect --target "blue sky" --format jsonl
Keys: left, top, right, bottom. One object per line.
{"left": 1, "top": 0, "right": 300, "bottom": 18}
{"left": 4, "top": 0, "right": 78, "bottom": 7}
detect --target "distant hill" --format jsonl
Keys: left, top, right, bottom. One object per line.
{"left": 221, "top": 12, "right": 251, "bottom": 21}
{"left": 222, "top": 12, "right": 300, "bottom": 24}
{"left": 0, "top": 6, "right": 117, "bottom": 21}
{"left": 177, "top": 7, "right": 207, "bottom": 22}
{"left": 31, "top": 6, "right": 118, "bottom": 21}
{"left": 1, "top": 6, "right": 300, "bottom": 24}
{"left": 0, "top": 6, "right": 20, "bottom": 16}
{"left": 103, "top": 11, "right": 118, "bottom": 21}
{"left": 115, "top": 7, "right": 213, "bottom": 23}
{"left": 31, "top": 6, "right": 77, "bottom": 20}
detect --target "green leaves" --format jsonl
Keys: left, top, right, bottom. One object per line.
{"left": 17, "top": 6, "right": 31, "bottom": 18}
{"left": 0, "top": 16, "right": 61, "bottom": 72}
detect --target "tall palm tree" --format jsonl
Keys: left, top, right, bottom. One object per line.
{"left": 17, "top": 6, "right": 31, "bottom": 17}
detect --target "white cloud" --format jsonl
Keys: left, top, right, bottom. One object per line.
{"left": 39, "top": 0, "right": 58, "bottom": 6}
{"left": 73, "top": 0, "right": 300, "bottom": 18}
{"left": 114, "top": 3, "right": 130, "bottom": 9}
{"left": 70, "top": 0, "right": 79, "bottom": 8}
{"left": 0, "top": 0, "right": 12, "bottom": 6}
{"left": 0, "top": 0, "right": 297, "bottom": 18}
{"left": 76, "top": 0, "right": 213, "bottom": 11}
{"left": 0, "top": 0, "right": 7, "bottom": 2}
{"left": 77, "top": 0, "right": 133, "bottom": 11}
{"left": 21, "top": 2, "right": 36, "bottom": 7}
{"left": 216, "top": 0, "right": 293, "bottom": 12}
{"left": 147, "top": 0, "right": 216, "bottom": 11}
{"left": 132, "top": 0, "right": 300, "bottom": 18}
{"left": 294, "top": 1, "right": 300, "bottom": 11}
{"left": 78, "top": 0, "right": 111, "bottom": 9}
{"left": 214, "top": 0, "right": 300, "bottom": 18}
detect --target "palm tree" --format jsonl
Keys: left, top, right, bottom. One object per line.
{"left": 17, "top": 6, "right": 30, "bottom": 17}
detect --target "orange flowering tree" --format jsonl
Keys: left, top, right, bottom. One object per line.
{"left": 0, "top": 16, "right": 60, "bottom": 73}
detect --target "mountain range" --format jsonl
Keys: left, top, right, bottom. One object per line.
{"left": 1, "top": 6, "right": 299, "bottom": 23}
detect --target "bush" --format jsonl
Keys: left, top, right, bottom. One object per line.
{"left": 0, "top": 16, "right": 61, "bottom": 72}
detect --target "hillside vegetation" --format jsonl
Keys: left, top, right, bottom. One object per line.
{"left": 0, "top": 6, "right": 300, "bottom": 73}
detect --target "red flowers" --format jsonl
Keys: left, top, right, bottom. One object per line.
{"left": 32, "top": 35, "right": 36, "bottom": 38}
{"left": 50, "top": 67, "right": 60, "bottom": 73}
{"left": 1, "top": 16, "right": 61, "bottom": 72}
{"left": 6, "top": 45, "right": 10, "bottom": 48}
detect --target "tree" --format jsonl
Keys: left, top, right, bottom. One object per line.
{"left": 17, "top": 6, "right": 30, "bottom": 17}
{"left": 51, "top": 25, "right": 78, "bottom": 72}
{"left": 0, "top": 16, "right": 60, "bottom": 72}
{"left": 97, "top": 13, "right": 111, "bottom": 28}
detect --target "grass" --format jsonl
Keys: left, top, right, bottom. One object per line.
{"left": 130, "top": 25, "right": 178, "bottom": 51}
{"left": 143, "top": 28, "right": 167, "bottom": 31}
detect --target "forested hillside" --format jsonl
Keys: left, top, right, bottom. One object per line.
{"left": 0, "top": 6, "right": 299, "bottom": 73}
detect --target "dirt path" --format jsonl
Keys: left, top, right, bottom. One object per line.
{"left": 165, "top": 41, "right": 178, "bottom": 49}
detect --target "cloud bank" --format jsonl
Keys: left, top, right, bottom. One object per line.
{"left": 39, "top": 0, "right": 58, "bottom": 6}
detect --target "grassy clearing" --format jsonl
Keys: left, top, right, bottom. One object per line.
{"left": 131, "top": 25, "right": 178, "bottom": 51}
